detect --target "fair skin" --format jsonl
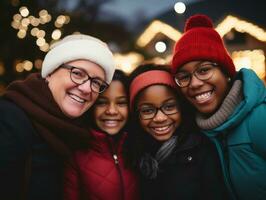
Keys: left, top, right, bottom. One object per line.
{"left": 46, "top": 59, "right": 105, "bottom": 118}
{"left": 93, "top": 80, "right": 128, "bottom": 135}
{"left": 137, "top": 85, "right": 181, "bottom": 142}
{"left": 178, "top": 61, "right": 230, "bottom": 115}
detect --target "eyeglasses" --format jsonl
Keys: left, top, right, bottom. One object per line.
{"left": 174, "top": 62, "right": 218, "bottom": 88}
{"left": 138, "top": 100, "right": 179, "bottom": 120}
{"left": 61, "top": 64, "right": 109, "bottom": 93}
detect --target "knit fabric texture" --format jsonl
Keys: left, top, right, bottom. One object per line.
{"left": 172, "top": 14, "right": 236, "bottom": 78}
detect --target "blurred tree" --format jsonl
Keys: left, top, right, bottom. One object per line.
{"left": 0, "top": 0, "right": 133, "bottom": 87}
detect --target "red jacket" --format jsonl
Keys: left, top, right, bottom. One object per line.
{"left": 64, "top": 129, "right": 139, "bottom": 200}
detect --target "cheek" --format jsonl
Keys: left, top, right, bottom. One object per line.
{"left": 139, "top": 119, "right": 149, "bottom": 131}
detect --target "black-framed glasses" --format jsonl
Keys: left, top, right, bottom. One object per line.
{"left": 138, "top": 100, "right": 179, "bottom": 120}
{"left": 61, "top": 64, "right": 109, "bottom": 93}
{"left": 174, "top": 62, "right": 218, "bottom": 88}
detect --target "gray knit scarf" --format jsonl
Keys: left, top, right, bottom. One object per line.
{"left": 139, "top": 136, "right": 178, "bottom": 179}
{"left": 196, "top": 80, "right": 243, "bottom": 130}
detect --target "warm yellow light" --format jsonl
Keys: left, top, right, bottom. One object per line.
{"left": 64, "top": 16, "right": 70, "bottom": 24}
{"left": 232, "top": 49, "right": 265, "bottom": 79}
{"left": 16, "top": 63, "right": 24, "bottom": 72}
{"left": 30, "top": 27, "right": 39, "bottom": 36}
{"left": 39, "top": 9, "right": 48, "bottom": 17}
{"left": 19, "top": 6, "right": 29, "bottom": 17}
{"left": 216, "top": 15, "right": 266, "bottom": 42}
{"left": 11, "top": 21, "right": 20, "bottom": 29}
{"left": 36, "top": 30, "right": 46, "bottom": 38}
{"left": 36, "top": 37, "right": 45, "bottom": 46}
{"left": 137, "top": 20, "right": 182, "bottom": 47}
{"left": 51, "top": 29, "right": 62, "bottom": 40}
{"left": 21, "top": 18, "right": 30, "bottom": 27}
{"left": 13, "top": 14, "right": 22, "bottom": 22}
{"left": 31, "top": 18, "right": 40, "bottom": 26}
{"left": 17, "top": 30, "right": 26, "bottom": 39}
{"left": 114, "top": 52, "right": 144, "bottom": 74}
{"left": 23, "top": 60, "right": 33, "bottom": 71}
{"left": 40, "top": 43, "right": 50, "bottom": 52}
{"left": 56, "top": 15, "right": 66, "bottom": 24}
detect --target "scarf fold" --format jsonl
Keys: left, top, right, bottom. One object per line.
{"left": 139, "top": 135, "right": 178, "bottom": 179}
{"left": 4, "top": 73, "right": 90, "bottom": 157}
{"left": 196, "top": 80, "right": 243, "bottom": 130}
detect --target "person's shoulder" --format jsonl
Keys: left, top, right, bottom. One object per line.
{"left": 0, "top": 97, "right": 34, "bottom": 135}
{"left": 0, "top": 98, "right": 27, "bottom": 120}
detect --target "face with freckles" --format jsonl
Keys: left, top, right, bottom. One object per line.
{"left": 93, "top": 80, "right": 128, "bottom": 135}
{"left": 137, "top": 85, "right": 181, "bottom": 142}
{"left": 46, "top": 59, "right": 105, "bottom": 118}
{"left": 177, "top": 61, "right": 230, "bottom": 115}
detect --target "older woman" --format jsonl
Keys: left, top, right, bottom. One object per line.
{"left": 0, "top": 34, "right": 115, "bottom": 200}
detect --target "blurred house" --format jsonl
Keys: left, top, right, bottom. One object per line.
{"left": 132, "top": 0, "right": 266, "bottom": 82}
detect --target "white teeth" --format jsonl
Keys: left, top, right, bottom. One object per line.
{"left": 104, "top": 120, "right": 119, "bottom": 127}
{"left": 154, "top": 126, "right": 169, "bottom": 131}
{"left": 69, "top": 94, "right": 85, "bottom": 103}
{"left": 152, "top": 125, "right": 171, "bottom": 135}
{"left": 195, "top": 91, "right": 212, "bottom": 101}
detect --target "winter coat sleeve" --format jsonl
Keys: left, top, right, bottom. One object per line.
{"left": 247, "top": 102, "right": 266, "bottom": 159}
{"left": 64, "top": 158, "right": 81, "bottom": 200}
{"left": 0, "top": 99, "right": 34, "bottom": 199}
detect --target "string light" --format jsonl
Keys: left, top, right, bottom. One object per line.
{"left": 136, "top": 20, "right": 182, "bottom": 47}
{"left": 114, "top": 52, "right": 144, "bottom": 74}
{"left": 11, "top": 7, "right": 71, "bottom": 59}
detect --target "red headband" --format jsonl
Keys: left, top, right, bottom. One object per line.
{"left": 129, "top": 70, "right": 177, "bottom": 110}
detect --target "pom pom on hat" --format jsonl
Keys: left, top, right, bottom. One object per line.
{"left": 185, "top": 14, "right": 213, "bottom": 31}
{"left": 41, "top": 34, "right": 116, "bottom": 84}
{"left": 171, "top": 14, "right": 236, "bottom": 78}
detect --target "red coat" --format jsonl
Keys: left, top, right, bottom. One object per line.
{"left": 64, "top": 129, "right": 139, "bottom": 200}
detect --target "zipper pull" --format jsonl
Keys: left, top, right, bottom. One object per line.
{"left": 113, "top": 154, "right": 119, "bottom": 164}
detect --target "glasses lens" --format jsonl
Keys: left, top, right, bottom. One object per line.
{"left": 139, "top": 106, "right": 156, "bottom": 120}
{"left": 91, "top": 78, "right": 108, "bottom": 93}
{"left": 175, "top": 72, "right": 190, "bottom": 87}
{"left": 70, "top": 68, "right": 88, "bottom": 84}
{"left": 195, "top": 63, "right": 215, "bottom": 81}
{"left": 161, "top": 102, "right": 179, "bottom": 115}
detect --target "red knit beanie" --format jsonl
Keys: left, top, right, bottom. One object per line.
{"left": 171, "top": 14, "right": 236, "bottom": 78}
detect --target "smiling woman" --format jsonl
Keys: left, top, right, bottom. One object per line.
{"left": 0, "top": 34, "right": 116, "bottom": 200}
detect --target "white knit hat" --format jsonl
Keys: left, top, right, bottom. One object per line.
{"left": 41, "top": 34, "right": 116, "bottom": 84}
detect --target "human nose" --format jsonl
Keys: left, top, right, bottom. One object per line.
{"left": 105, "top": 103, "right": 118, "bottom": 115}
{"left": 152, "top": 109, "right": 167, "bottom": 122}
{"left": 188, "top": 73, "right": 204, "bottom": 89}
{"left": 77, "top": 79, "right": 92, "bottom": 93}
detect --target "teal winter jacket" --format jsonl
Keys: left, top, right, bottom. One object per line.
{"left": 203, "top": 68, "right": 266, "bottom": 200}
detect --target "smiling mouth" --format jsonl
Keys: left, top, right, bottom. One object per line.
{"left": 151, "top": 124, "right": 172, "bottom": 135}
{"left": 69, "top": 93, "right": 86, "bottom": 103}
{"left": 194, "top": 90, "right": 213, "bottom": 103}
{"left": 102, "top": 119, "right": 121, "bottom": 128}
